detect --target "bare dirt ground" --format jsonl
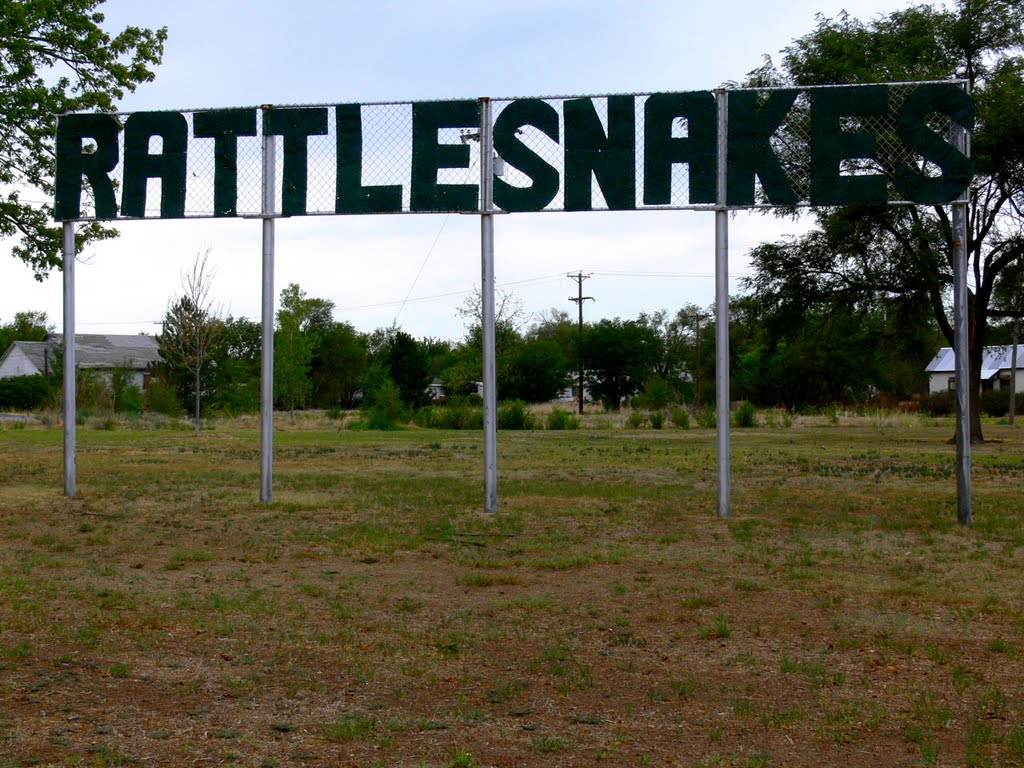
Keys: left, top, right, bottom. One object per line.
{"left": 0, "top": 414, "right": 1021, "bottom": 767}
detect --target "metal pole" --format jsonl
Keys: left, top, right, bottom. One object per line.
{"left": 951, "top": 124, "right": 972, "bottom": 526}
{"left": 62, "top": 221, "right": 76, "bottom": 497}
{"left": 1010, "top": 320, "right": 1018, "bottom": 427}
{"left": 714, "top": 90, "right": 731, "bottom": 518}
{"left": 479, "top": 98, "right": 498, "bottom": 513}
{"left": 260, "top": 121, "right": 276, "bottom": 503}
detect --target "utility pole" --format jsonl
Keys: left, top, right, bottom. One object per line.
{"left": 568, "top": 272, "right": 594, "bottom": 415}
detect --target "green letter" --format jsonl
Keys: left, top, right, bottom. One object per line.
{"left": 335, "top": 104, "right": 402, "bottom": 213}
{"left": 493, "top": 99, "right": 560, "bottom": 212}
{"left": 411, "top": 100, "right": 480, "bottom": 212}
{"left": 564, "top": 96, "right": 636, "bottom": 211}
{"left": 55, "top": 113, "right": 120, "bottom": 220}
{"left": 263, "top": 107, "right": 329, "bottom": 216}
{"left": 726, "top": 90, "right": 798, "bottom": 206}
{"left": 643, "top": 92, "right": 716, "bottom": 205}
{"left": 193, "top": 109, "right": 258, "bottom": 217}
{"left": 122, "top": 111, "right": 188, "bottom": 218}
{"left": 810, "top": 85, "right": 889, "bottom": 205}
{"left": 893, "top": 83, "right": 975, "bottom": 203}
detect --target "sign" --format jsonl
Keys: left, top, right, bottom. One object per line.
{"left": 55, "top": 83, "right": 974, "bottom": 221}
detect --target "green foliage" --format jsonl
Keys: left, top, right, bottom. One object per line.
{"left": 363, "top": 378, "right": 405, "bottom": 430}
{"left": 634, "top": 374, "right": 674, "bottom": 410}
{"left": 497, "top": 400, "right": 536, "bottom": 430}
{"left": 0, "top": 374, "right": 51, "bottom": 410}
{"left": 110, "top": 365, "right": 142, "bottom": 413}
{"left": 626, "top": 411, "right": 646, "bottom": 429}
{"left": 503, "top": 338, "right": 571, "bottom": 403}
{"left": 980, "top": 388, "right": 1024, "bottom": 417}
{"left": 583, "top": 318, "right": 662, "bottom": 410}
{"left": 670, "top": 406, "right": 690, "bottom": 429}
{"left": 384, "top": 330, "right": 431, "bottom": 409}
{"left": 414, "top": 404, "right": 483, "bottom": 430}
{"left": 1, "top": 2, "right": 166, "bottom": 277}
{"left": 733, "top": 401, "right": 758, "bottom": 428}
{"left": 649, "top": 410, "right": 665, "bottom": 429}
{"left": 922, "top": 391, "right": 956, "bottom": 416}
{"left": 696, "top": 406, "right": 716, "bottom": 429}
{"left": 311, "top": 322, "right": 366, "bottom": 408}
{"left": 0, "top": 311, "right": 52, "bottom": 358}
{"left": 145, "top": 380, "right": 182, "bottom": 416}
{"left": 546, "top": 407, "right": 580, "bottom": 430}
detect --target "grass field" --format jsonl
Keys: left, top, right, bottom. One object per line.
{"left": 0, "top": 411, "right": 1022, "bottom": 767}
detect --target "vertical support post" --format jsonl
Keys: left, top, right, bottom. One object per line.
{"left": 479, "top": 97, "right": 498, "bottom": 513}
{"left": 1010, "top": 319, "right": 1018, "bottom": 427}
{"left": 62, "top": 221, "right": 77, "bottom": 497}
{"left": 714, "top": 90, "right": 731, "bottom": 519}
{"left": 260, "top": 121, "right": 276, "bottom": 504}
{"left": 951, "top": 123, "right": 971, "bottom": 525}
{"left": 952, "top": 203, "right": 971, "bottom": 524}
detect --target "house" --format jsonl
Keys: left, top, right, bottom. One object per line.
{"left": 926, "top": 345, "right": 1024, "bottom": 394}
{"left": 0, "top": 334, "right": 162, "bottom": 390}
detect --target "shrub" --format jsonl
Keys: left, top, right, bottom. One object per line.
{"left": 363, "top": 378, "right": 405, "bottom": 429}
{"left": 670, "top": 406, "right": 690, "bottom": 429}
{"left": 980, "top": 389, "right": 1023, "bottom": 417}
{"left": 415, "top": 404, "right": 483, "bottom": 430}
{"left": 625, "top": 410, "right": 646, "bottom": 429}
{"left": 0, "top": 375, "right": 51, "bottom": 411}
{"left": 326, "top": 405, "right": 345, "bottom": 420}
{"left": 498, "top": 400, "right": 535, "bottom": 430}
{"left": 922, "top": 391, "right": 956, "bottom": 416}
{"left": 146, "top": 380, "right": 182, "bottom": 416}
{"left": 696, "top": 406, "right": 716, "bottom": 429}
{"left": 546, "top": 407, "right": 580, "bottom": 430}
{"left": 649, "top": 410, "right": 665, "bottom": 429}
{"left": 733, "top": 401, "right": 758, "bottom": 428}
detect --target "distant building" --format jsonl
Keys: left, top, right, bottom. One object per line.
{"left": 0, "top": 334, "right": 162, "bottom": 390}
{"left": 926, "top": 346, "right": 1024, "bottom": 394}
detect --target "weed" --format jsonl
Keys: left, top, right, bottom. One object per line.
{"left": 699, "top": 614, "right": 732, "bottom": 639}
{"left": 533, "top": 734, "right": 568, "bottom": 752}
{"left": 321, "top": 712, "right": 377, "bottom": 742}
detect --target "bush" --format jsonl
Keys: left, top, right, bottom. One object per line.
{"left": 625, "top": 410, "right": 646, "bottom": 429}
{"left": 733, "top": 401, "right": 758, "bottom": 428}
{"left": 546, "top": 407, "right": 580, "bottom": 430}
{"left": 980, "top": 388, "right": 1024, "bottom": 417}
{"left": 414, "top": 404, "right": 483, "bottom": 430}
{"left": 363, "top": 378, "right": 405, "bottom": 429}
{"left": 146, "top": 380, "right": 182, "bottom": 416}
{"left": 696, "top": 406, "right": 716, "bottom": 429}
{"left": 922, "top": 391, "right": 956, "bottom": 416}
{"left": 670, "top": 406, "right": 690, "bottom": 429}
{"left": 0, "top": 375, "right": 52, "bottom": 411}
{"left": 497, "top": 400, "right": 535, "bottom": 430}
{"left": 649, "top": 410, "right": 665, "bottom": 429}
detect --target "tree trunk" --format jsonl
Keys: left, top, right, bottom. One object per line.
{"left": 194, "top": 362, "right": 201, "bottom": 434}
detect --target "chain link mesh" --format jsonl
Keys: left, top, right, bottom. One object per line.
{"left": 62, "top": 82, "right": 968, "bottom": 221}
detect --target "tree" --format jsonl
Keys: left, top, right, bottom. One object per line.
{"left": 2, "top": 2, "right": 166, "bottom": 278}
{"left": 745, "top": 0, "right": 1024, "bottom": 441}
{"left": 504, "top": 338, "right": 571, "bottom": 403}
{"left": 209, "top": 316, "right": 262, "bottom": 414}
{"left": 158, "top": 249, "right": 221, "bottom": 432}
{"left": 384, "top": 330, "right": 430, "bottom": 409}
{"left": 582, "top": 318, "right": 662, "bottom": 410}
{"left": 274, "top": 284, "right": 320, "bottom": 418}
{"left": 992, "top": 256, "right": 1024, "bottom": 422}
{"left": 0, "top": 310, "right": 53, "bottom": 357}
{"left": 310, "top": 322, "right": 367, "bottom": 408}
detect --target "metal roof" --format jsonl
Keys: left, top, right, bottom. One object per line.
{"left": 0, "top": 334, "right": 161, "bottom": 375}
{"left": 925, "top": 345, "right": 1024, "bottom": 379}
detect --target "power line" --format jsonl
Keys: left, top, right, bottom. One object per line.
{"left": 393, "top": 213, "right": 450, "bottom": 326}
{"left": 568, "top": 271, "right": 594, "bottom": 415}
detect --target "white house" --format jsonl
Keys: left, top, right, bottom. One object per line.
{"left": 0, "top": 334, "right": 162, "bottom": 390}
{"left": 926, "top": 345, "right": 1024, "bottom": 394}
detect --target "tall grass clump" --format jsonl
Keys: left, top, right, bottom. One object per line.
{"left": 498, "top": 400, "right": 536, "bottom": 430}
{"left": 696, "top": 406, "right": 716, "bottom": 429}
{"left": 670, "top": 406, "right": 690, "bottom": 429}
{"left": 733, "top": 401, "right": 758, "bottom": 428}
{"left": 546, "top": 407, "right": 580, "bottom": 430}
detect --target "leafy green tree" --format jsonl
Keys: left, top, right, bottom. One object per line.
{"left": 384, "top": 330, "right": 430, "bottom": 409}
{"left": 158, "top": 250, "right": 221, "bottom": 432}
{"left": 583, "top": 318, "right": 662, "bottom": 410}
{"left": 503, "top": 338, "right": 571, "bottom": 403}
{"left": 745, "top": 0, "right": 1024, "bottom": 441}
{"left": 311, "top": 322, "right": 366, "bottom": 408}
{"left": 0, "top": 310, "right": 53, "bottom": 357}
{"left": 2, "top": 1, "right": 165, "bottom": 278}
{"left": 209, "top": 316, "right": 262, "bottom": 414}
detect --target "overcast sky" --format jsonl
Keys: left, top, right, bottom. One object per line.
{"left": 1, "top": 0, "right": 924, "bottom": 342}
